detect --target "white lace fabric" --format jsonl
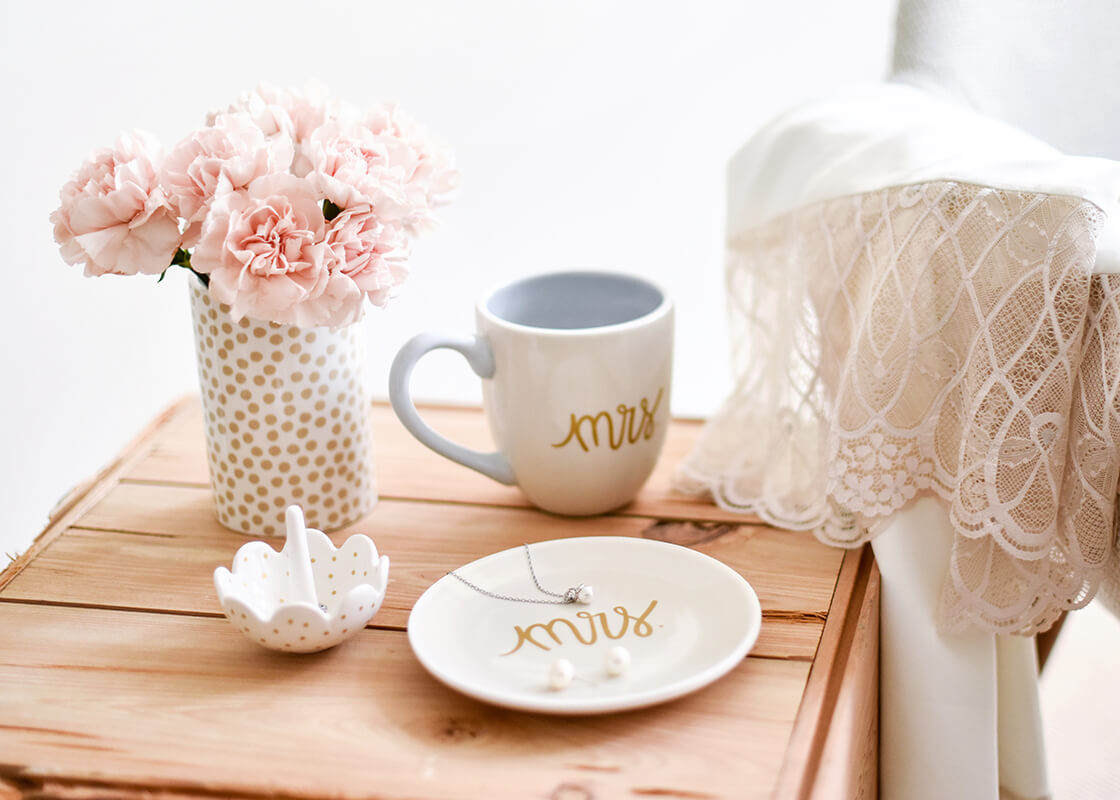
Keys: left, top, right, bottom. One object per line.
{"left": 674, "top": 181, "right": 1120, "bottom": 634}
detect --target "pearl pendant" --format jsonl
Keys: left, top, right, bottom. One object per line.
{"left": 548, "top": 658, "right": 574, "bottom": 690}
{"left": 606, "top": 646, "right": 631, "bottom": 677}
{"left": 576, "top": 585, "right": 594, "bottom": 604}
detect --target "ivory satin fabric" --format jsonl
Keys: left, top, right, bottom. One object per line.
{"left": 673, "top": 83, "right": 1120, "bottom": 799}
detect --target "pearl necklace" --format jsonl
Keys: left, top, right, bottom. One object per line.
{"left": 446, "top": 543, "right": 594, "bottom": 605}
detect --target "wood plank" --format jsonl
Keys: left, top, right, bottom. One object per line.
{"left": 1, "top": 486, "right": 840, "bottom": 661}
{"left": 0, "top": 395, "right": 873, "bottom": 800}
{"left": 811, "top": 561, "right": 879, "bottom": 800}
{"left": 0, "top": 777, "right": 18, "bottom": 800}
{"left": 123, "top": 399, "right": 763, "bottom": 523}
{"left": 774, "top": 545, "right": 878, "bottom": 800}
{"left": 0, "top": 603, "right": 809, "bottom": 800}
{"left": 0, "top": 397, "right": 193, "bottom": 594}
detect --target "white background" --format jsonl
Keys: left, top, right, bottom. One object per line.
{"left": 3, "top": 4, "right": 1119, "bottom": 797}
{"left": 0, "top": 0, "right": 894, "bottom": 559}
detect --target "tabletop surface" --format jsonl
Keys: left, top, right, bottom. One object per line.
{"left": 0, "top": 398, "right": 877, "bottom": 800}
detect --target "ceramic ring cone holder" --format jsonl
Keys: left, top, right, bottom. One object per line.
{"left": 214, "top": 505, "right": 390, "bottom": 653}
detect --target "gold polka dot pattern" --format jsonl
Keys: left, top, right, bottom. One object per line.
{"left": 189, "top": 281, "right": 377, "bottom": 536}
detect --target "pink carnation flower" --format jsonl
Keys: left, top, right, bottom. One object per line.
{"left": 212, "top": 83, "right": 355, "bottom": 177}
{"left": 162, "top": 113, "right": 294, "bottom": 246}
{"left": 51, "top": 85, "right": 458, "bottom": 324}
{"left": 305, "top": 121, "right": 419, "bottom": 221}
{"left": 191, "top": 174, "right": 359, "bottom": 327}
{"left": 212, "top": 83, "right": 350, "bottom": 142}
{"left": 325, "top": 206, "right": 411, "bottom": 307}
{"left": 50, "top": 130, "right": 182, "bottom": 277}
{"left": 364, "top": 104, "right": 459, "bottom": 213}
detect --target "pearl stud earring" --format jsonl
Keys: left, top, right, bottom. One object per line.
{"left": 606, "top": 646, "right": 631, "bottom": 677}
{"left": 547, "top": 647, "right": 630, "bottom": 691}
{"left": 548, "top": 658, "right": 575, "bottom": 690}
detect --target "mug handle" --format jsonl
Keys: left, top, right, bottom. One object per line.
{"left": 388, "top": 332, "right": 516, "bottom": 485}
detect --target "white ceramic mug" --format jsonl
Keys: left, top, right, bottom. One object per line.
{"left": 389, "top": 271, "right": 673, "bottom": 515}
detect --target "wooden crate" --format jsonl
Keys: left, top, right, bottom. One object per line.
{"left": 0, "top": 398, "right": 878, "bottom": 800}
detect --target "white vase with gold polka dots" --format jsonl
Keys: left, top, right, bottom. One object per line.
{"left": 189, "top": 280, "right": 377, "bottom": 536}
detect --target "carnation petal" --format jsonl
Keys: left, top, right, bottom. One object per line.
{"left": 74, "top": 226, "right": 127, "bottom": 275}
{"left": 242, "top": 273, "right": 310, "bottom": 323}
{"left": 68, "top": 194, "right": 130, "bottom": 233}
{"left": 114, "top": 213, "right": 182, "bottom": 275}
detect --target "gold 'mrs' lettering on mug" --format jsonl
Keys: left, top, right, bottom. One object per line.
{"left": 551, "top": 388, "right": 664, "bottom": 452}
{"left": 500, "top": 599, "right": 659, "bottom": 655}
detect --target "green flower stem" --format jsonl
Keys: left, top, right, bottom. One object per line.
{"left": 160, "top": 247, "right": 209, "bottom": 287}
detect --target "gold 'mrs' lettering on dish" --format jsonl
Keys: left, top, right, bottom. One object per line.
{"left": 500, "top": 600, "right": 659, "bottom": 655}
{"left": 551, "top": 388, "right": 663, "bottom": 452}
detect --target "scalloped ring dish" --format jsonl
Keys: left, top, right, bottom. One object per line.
{"left": 214, "top": 505, "right": 390, "bottom": 653}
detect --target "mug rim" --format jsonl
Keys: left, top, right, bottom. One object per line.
{"left": 476, "top": 270, "right": 672, "bottom": 336}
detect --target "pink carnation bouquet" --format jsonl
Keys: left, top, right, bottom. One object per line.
{"left": 50, "top": 84, "right": 457, "bottom": 327}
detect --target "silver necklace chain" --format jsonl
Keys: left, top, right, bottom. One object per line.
{"left": 447, "top": 543, "right": 591, "bottom": 605}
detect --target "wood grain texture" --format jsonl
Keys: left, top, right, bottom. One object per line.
{"left": 0, "top": 483, "right": 838, "bottom": 660}
{"left": 773, "top": 545, "right": 878, "bottom": 800}
{"left": 0, "top": 397, "right": 192, "bottom": 593}
{"left": 0, "top": 397, "right": 877, "bottom": 800}
{"left": 0, "top": 603, "right": 807, "bottom": 800}
{"left": 123, "top": 399, "right": 763, "bottom": 523}
{"left": 812, "top": 562, "right": 879, "bottom": 800}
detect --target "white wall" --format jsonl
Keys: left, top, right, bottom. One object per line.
{"left": 0, "top": 0, "right": 894, "bottom": 561}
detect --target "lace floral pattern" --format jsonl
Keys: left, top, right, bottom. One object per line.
{"left": 674, "top": 181, "right": 1120, "bottom": 634}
